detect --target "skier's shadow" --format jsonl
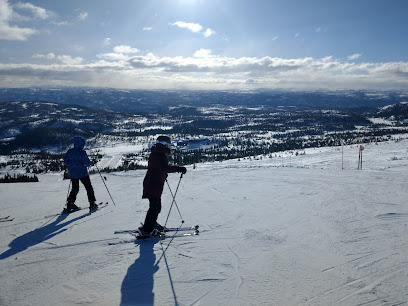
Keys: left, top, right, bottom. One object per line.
{"left": 120, "top": 240, "right": 159, "bottom": 306}
{"left": 0, "top": 213, "right": 88, "bottom": 260}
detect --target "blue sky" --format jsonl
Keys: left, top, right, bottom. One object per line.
{"left": 1, "top": 0, "right": 407, "bottom": 90}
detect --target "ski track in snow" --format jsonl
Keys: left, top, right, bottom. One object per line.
{"left": 0, "top": 140, "right": 408, "bottom": 305}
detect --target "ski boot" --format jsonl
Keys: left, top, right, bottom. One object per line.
{"left": 138, "top": 226, "right": 162, "bottom": 237}
{"left": 150, "top": 229, "right": 163, "bottom": 237}
{"left": 89, "top": 201, "right": 98, "bottom": 213}
{"left": 138, "top": 226, "right": 149, "bottom": 236}
{"left": 64, "top": 200, "right": 80, "bottom": 213}
{"left": 154, "top": 222, "right": 166, "bottom": 232}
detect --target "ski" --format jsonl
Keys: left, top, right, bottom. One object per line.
{"left": 164, "top": 225, "right": 199, "bottom": 232}
{"left": 0, "top": 217, "right": 14, "bottom": 222}
{"left": 0, "top": 216, "right": 10, "bottom": 220}
{"left": 114, "top": 227, "right": 199, "bottom": 241}
{"left": 140, "top": 222, "right": 199, "bottom": 233}
{"left": 114, "top": 229, "right": 164, "bottom": 239}
{"left": 89, "top": 202, "right": 109, "bottom": 214}
{"left": 135, "top": 230, "right": 199, "bottom": 240}
{"left": 115, "top": 225, "right": 199, "bottom": 235}
{"left": 135, "top": 230, "right": 165, "bottom": 240}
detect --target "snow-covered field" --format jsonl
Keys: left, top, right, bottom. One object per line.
{"left": 1, "top": 140, "right": 407, "bottom": 305}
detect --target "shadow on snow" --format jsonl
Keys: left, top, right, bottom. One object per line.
{"left": 121, "top": 240, "right": 159, "bottom": 305}
{"left": 121, "top": 235, "right": 180, "bottom": 306}
{"left": 0, "top": 213, "right": 88, "bottom": 260}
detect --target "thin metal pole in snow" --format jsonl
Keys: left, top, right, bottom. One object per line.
{"left": 357, "top": 145, "right": 360, "bottom": 169}
{"left": 360, "top": 150, "right": 363, "bottom": 170}
{"left": 358, "top": 145, "right": 364, "bottom": 170}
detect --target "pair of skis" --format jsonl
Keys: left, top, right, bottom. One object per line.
{"left": 114, "top": 225, "right": 200, "bottom": 240}
{"left": 0, "top": 215, "right": 14, "bottom": 222}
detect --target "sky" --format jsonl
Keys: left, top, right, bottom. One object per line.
{"left": 0, "top": 0, "right": 408, "bottom": 91}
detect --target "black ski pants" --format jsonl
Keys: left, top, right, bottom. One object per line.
{"left": 143, "top": 198, "right": 161, "bottom": 233}
{"left": 67, "top": 176, "right": 96, "bottom": 204}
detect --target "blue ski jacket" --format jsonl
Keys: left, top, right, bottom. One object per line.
{"left": 64, "top": 137, "right": 93, "bottom": 179}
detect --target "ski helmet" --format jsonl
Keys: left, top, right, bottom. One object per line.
{"left": 156, "top": 135, "right": 171, "bottom": 146}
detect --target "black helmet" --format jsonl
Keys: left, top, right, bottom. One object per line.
{"left": 156, "top": 135, "right": 171, "bottom": 146}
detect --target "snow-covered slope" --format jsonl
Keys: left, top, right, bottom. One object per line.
{"left": 1, "top": 140, "right": 407, "bottom": 305}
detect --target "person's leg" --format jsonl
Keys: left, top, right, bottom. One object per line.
{"left": 143, "top": 198, "right": 162, "bottom": 233}
{"left": 80, "top": 176, "right": 96, "bottom": 205}
{"left": 67, "top": 179, "right": 79, "bottom": 202}
{"left": 67, "top": 179, "right": 80, "bottom": 210}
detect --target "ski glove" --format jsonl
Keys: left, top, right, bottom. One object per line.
{"left": 180, "top": 167, "right": 187, "bottom": 174}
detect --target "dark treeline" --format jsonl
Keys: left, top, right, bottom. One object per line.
{"left": 1, "top": 127, "right": 406, "bottom": 174}
{"left": 0, "top": 173, "right": 39, "bottom": 183}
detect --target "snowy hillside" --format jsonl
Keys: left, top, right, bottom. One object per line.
{"left": 1, "top": 140, "right": 407, "bottom": 305}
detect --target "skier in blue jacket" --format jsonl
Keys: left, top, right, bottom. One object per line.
{"left": 64, "top": 136, "right": 97, "bottom": 212}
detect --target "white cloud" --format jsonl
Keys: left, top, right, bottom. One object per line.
{"left": 1, "top": 51, "right": 408, "bottom": 90}
{"left": 127, "top": 53, "right": 316, "bottom": 74}
{"left": 143, "top": 26, "right": 152, "bottom": 31}
{"left": 53, "top": 21, "right": 69, "bottom": 27}
{"left": 204, "top": 28, "right": 215, "bottom": 38}
{"left": 194, "top": 49, "right": 213, "bottom": 58}
{"left": 0, "top": 24, "right": 36, "bottom": 40}
{"left": 103, "top": 37, "right": 112, "bottom": 46}
{"left": 113, "top": 45, "right": 140, "bottom": 54}
{"left": 170, "top": 21, "right": 216, "bottom": 38}
{"left": 32, "top": 53, "right": 82, "bottom": 65}
{"left": 0, "top": 0, "right": 37, "bottom": 40}
{"left": 77, "top": 11, "right": 88, "bottom": 21}
{"left": 97, "top": 45, "right": 140, "bottom": 61}
{"left": 272, "top": 36, "right": 279, "bottom": 41}
{"left": 315, "top": 26, "right": 328, "bottom": 33}
{"left": 348, "top": 53, "right": 362, "bottom": 61}
{"left": 33, "top": 52, "right": 56, "bottom": 60}
{"left": 15, "top": 2, "right": 51, "bottom": 20}
{"left": 170, "top": 21, "right": 203, "bottom": 33}
{"left": 56, "top": 55, "right": 83, "bottom": 65}
{"left": 97, "top": 52, "right": 129, "bottom": 61}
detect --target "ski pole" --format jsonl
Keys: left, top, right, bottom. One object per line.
{"left": 65, "top": 180, "right": 72, "bottom": 208}
{"left": 164, "top": 174, "right": 183, "bottom": 225}
{"left": 66, "top": 180, "right": 72, "bottom": 200}
{"left": 169, "top": 173, "right": 184, "bottom": 222}
{"left": 164, "top": 173, "right": 184, "bottom": 226}
{"left": 94, "top": 163, "right": 117, "bottom": 206}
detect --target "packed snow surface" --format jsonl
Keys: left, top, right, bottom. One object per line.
{"left": 1, "top": 140, "right": 407, "bottom": 305}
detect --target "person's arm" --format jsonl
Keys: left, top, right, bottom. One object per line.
{"left": 63, "top": 150, "right": 70, "bottom": 166}
{"left": 161, "top": 154, "right": 184, "bottom": 174}
{"left": 82, "top": 151, "right": 94, "bottom": 167}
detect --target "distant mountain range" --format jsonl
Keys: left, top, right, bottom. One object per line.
{"left": 1, "top": 87, "right": 407, "bottom": 114}
{"left": 376, "top": 102, "right": 408, "bottom": 121}
{"left": 0, "top": 88, "right": 407, "bottom": 155}
{"left": 0, "top": 101, "right": 135, "bottom": 152}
